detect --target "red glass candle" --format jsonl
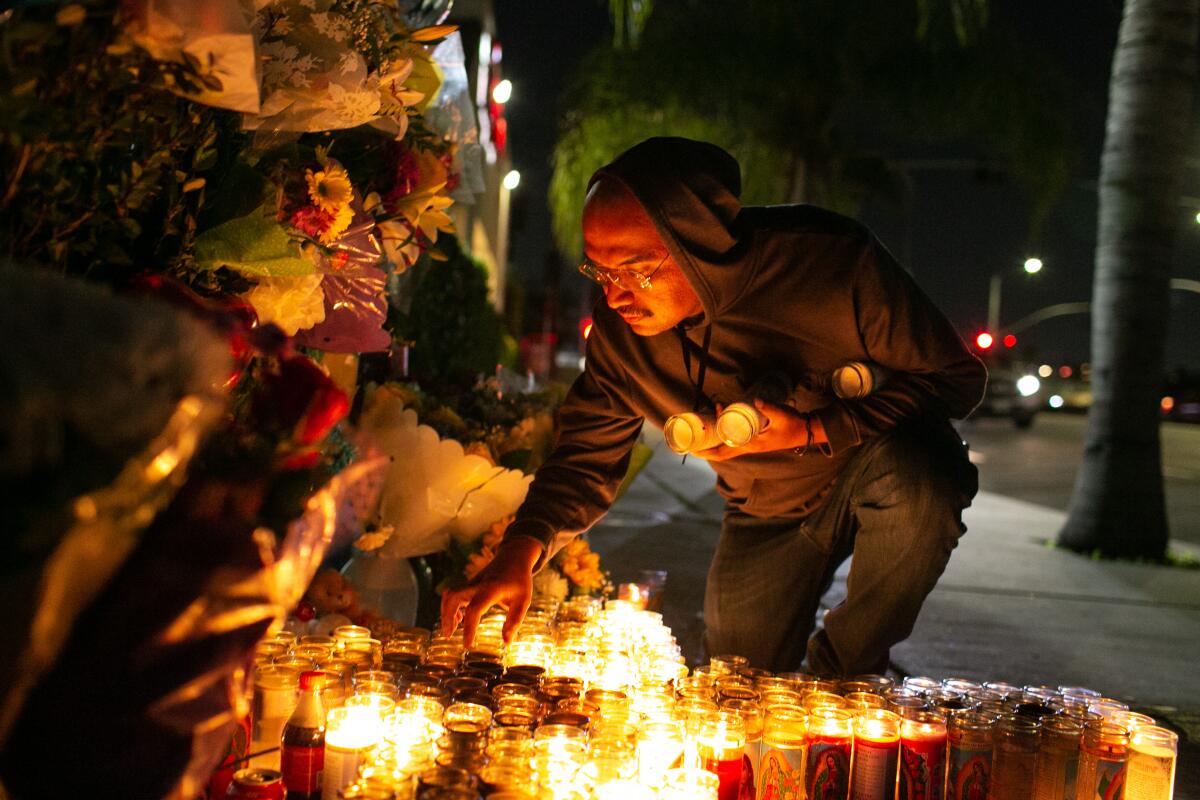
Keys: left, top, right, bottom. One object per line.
{"left": 852, "top": 708, "right": 901, "bottom": 800}
{"left": 698, "top": 710, "right": 748, "bottom": 800}
{"left": 900, "top": 711, "right": 948, "bottom": 800}
{"left": 806, "top": 707, "right": 853, "bottom": 800}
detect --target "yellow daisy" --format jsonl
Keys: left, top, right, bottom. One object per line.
{"left": 305, "top": 161, "right": 354, "bottom": 213}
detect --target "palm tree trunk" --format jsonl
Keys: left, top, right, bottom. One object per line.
{"left": 1058, "top": 0, "right": 1197, "bottom": 558}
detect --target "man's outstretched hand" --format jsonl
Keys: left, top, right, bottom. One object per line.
{"left": 440, "top": 535, "right": 543, "bottom": 648}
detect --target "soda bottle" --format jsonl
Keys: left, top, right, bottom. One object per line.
{"left": 280, "top": 670, "right": 326, "bottom": 800}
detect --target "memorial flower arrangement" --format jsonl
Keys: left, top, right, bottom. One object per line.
{"left": 1, "top": 0, "right": 470, "bottom": 355}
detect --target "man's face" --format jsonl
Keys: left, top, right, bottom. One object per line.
{"left": 581, "top": 179, "right": 703, "bottom": 336}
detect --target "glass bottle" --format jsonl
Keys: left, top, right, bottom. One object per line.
{"left": 281, "top": 670, "right": 326, "bottom": 800}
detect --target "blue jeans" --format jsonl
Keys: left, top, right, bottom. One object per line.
{"left": 703, "top": 422, "right": 978, "bottom": 676}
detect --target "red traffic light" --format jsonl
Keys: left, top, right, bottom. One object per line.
{"left": 975, "top": 332, "right": 994, "bottom": 350}
{"left": 1003, "top": 334, "right": 1017, "bottom": 348}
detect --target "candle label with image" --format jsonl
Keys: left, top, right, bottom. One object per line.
{"left": 948, "top": 750, "right": 991, "bottom": 800}
{"left": 1124, "top": 744, "right": 1174, "bottom": 799}
{"left": 852, "top": 739, "right": 899, "bottom": 800}
{"left": 807, "top": 741, "right": 851, "bottom": 800}
{"left": 1080, "top": 760, "right": 1126, "bottom": 800}
{"left": 900, "top": 739, "right": 946, "bottom": 800}
{"left": 759, "top": 747, "right": 805, "bottom": 800}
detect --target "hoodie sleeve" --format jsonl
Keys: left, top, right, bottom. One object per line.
{"left": 503, "top": 326, "right": 644, "bottom": 568}
{"left": 813, "top": 237, "right": 987, "bottom": 454}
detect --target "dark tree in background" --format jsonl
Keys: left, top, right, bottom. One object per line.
{"left": 1059, "top": 0, "right": 1198, "bottom": 559}
{"left": 551, "top": 0, "right": 1073, "bottom": 257}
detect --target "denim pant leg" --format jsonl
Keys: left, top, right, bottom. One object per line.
{"left": 805, "top": 424, "right": 977, "bottom": 677}
{"left": 704, "top": 511, "right": 842, "bottom": 672}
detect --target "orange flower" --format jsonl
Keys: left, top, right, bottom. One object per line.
{"left": 464, "top": 546, "right": 495, "bottom": 581}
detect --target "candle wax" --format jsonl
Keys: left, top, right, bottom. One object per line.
{"left": 703, "top": 754, "right": 746, "bottom": 800}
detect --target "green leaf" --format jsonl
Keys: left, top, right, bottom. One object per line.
{"left": 193, "top": 206, "right": 313, "bottom": 277}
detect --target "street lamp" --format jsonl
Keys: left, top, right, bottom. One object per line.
{"left": 988, "top": 256, "right": 1044, "bottom": 334}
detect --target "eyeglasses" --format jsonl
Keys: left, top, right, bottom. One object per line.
{"left": 577, "top": 253, "right": 669, "bottom": 291}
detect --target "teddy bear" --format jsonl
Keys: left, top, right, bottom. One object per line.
{"left": 303, "top": 568, "right": 365, "bottom": 621}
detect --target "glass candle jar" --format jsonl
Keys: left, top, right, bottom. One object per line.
{"left": 990, "top": 714, "right": 1041, "bottom": 800}
{"left": 946, "top": 710, "right": 996, "bottom": 800}
{"left": 1126, "top": 725, "right": 1178, "bottom": 800}
{"left": 806, "top": 707, "right": 853, "bottom": 800}
{"left": 1033, "top": 717, "right": 1083, "bottom": 800}
{"left": 899, "top": 710, "right": 947, "bottom": 800}
{"left": 851, "top": 708, "right": 901, "bottom": 800}
{"left": 759, "top": 704, "right": 807, "bottom": 800}
{"left": 697, "top": 709, "right": 747, "bottom": 800}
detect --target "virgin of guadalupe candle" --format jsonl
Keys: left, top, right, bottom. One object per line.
{"left": 851, "top": 708, "right": 900, "bottom": 800}
{"left": 1076, "top": 722, "right": 1129, "bottom": 800}
{"left": 898, "top": 710, "right": 947, "bottom": 800}
{"left": 1125, "top": 725, "right": 1177, "bottom": 800}
{"left": 758, "top": 704, "right": 807, "bottom": 800}
{"left": 947, "top": 711, "right": 996, "bottom": 800}
{"left": 806, "top": 707, "right": 853, "bottom": 800}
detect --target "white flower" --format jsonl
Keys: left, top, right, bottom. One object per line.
{"left": 533, "top": 568, "right": 570, "bottom": 602}
{"left": 244, "top": 273, "right": 326, "bottom": 336}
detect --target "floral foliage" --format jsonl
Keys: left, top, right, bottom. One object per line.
{"left": 0, "top": 0, "right": 463, "bottom": 354}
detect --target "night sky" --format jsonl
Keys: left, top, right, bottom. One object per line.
{"left": 493, "top": 0, "right": 1200, "bottom": 371}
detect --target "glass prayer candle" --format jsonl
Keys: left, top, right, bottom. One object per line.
{"left": 697, "top": 709, "right": 747, "bottom": 800}
{"left": 250, "top": 665, "right": 299, "bottom": 770}
{"left": 660, "top": 766, "right": 721, "bottom": 800}
{"left": 1033, "top": 717, "right": 1083, "bottom": 800}
{"left": 1111, "top": 711, "right": 1158, "bottom": 734}
{"left": 803, "top": 690, "right": 847, "bottom": 711}
{"left": 898, "top": 710, "right": 947, "bottom": 800}
{"left": 806, "top": 707, "right": 853, "bottom": 800}
{"left": 323, "top": 705, "right": 386, "bottom": 800}
{"left": 885, "top": 687, "right": 928, "bottom": 716}
{"left": 1077, "top": 722, "right": 1130, "bottom": 800}
{"left": 851, "top": 708, "right": 901, "bottom": 800}
{"left": 758, "top": 704, "right": 806, "bottom": 800}
{"left": 849, "top": 674, "right": 895, "bottom": 693}
{"left": 638, "top": 720, "right": 685, "bottom": 784}
{"left": 845, "top": 691, "right": 888, "bottom": 711}
{"left": 710, "top": 654, "right": 750, "bottom": 676}
{"left": 990, "top": 714, "right": 1041, "bottom": 800}
{"left": 1126, "top": 725, "right": 1177, "bottom": 800}
{"left": 946, "top": 711, "right": 996, "bottom": 800}
{"left": 333, "top": 624, "right": 371, "bottom": 647}
{"left": 721, "top": 696, "right": 764, "bottom": 795}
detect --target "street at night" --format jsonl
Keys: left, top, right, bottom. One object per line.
{"left": 958, "top": 414, "right": 1200, "bottom": 548}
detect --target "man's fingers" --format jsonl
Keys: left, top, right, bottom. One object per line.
{"left": 461, "top": 586, "right": 502, "bottom": 649}
{"left": 502, "top": 589, "right": 532, "bottom": 644}
{"left": 440, "top": 586, "right": 473, "bottom": 636}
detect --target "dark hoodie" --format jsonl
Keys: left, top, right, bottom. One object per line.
{"left": 508, "top": 138, "right": 986, "bottom": 563}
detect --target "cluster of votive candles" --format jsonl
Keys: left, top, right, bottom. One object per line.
{"left": 251, "top": 595, "right": 1178, "bottom": 799}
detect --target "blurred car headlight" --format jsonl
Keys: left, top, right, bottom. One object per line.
{"left": 1017, "top": 375, "right": 1041, "bottom": 397}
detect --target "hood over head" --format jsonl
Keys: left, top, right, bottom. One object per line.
{"left": 588, "top": 137, "right": 749, "bottom": 322}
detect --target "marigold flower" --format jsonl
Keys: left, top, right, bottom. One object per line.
{"left": 464, "top": 546, "right": 495, "bottom": 581}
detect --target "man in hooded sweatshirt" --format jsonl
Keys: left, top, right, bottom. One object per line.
{"left": 442, "top": 137, "right": 985, "bottom": 676}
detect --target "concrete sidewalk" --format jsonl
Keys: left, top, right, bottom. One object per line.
{"left": 589, "top": 434, "right": 1200, "bottom": 795}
